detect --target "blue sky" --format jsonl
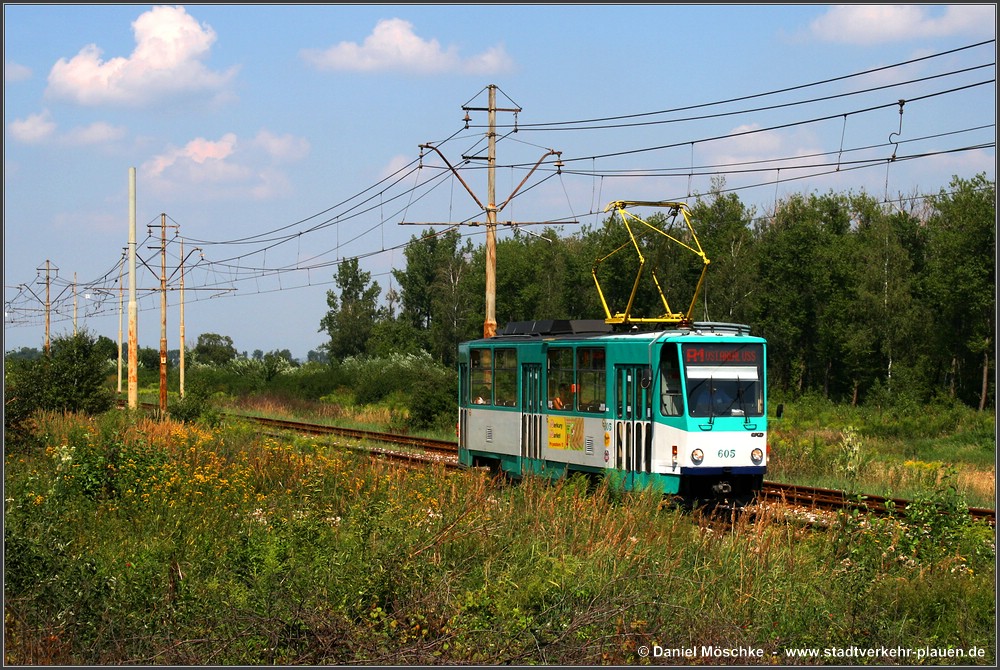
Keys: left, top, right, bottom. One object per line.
{"left": 4, "top": 4, "right": 996, "bottom": 360}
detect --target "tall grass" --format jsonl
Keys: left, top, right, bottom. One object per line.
{"left": 768, "top": 395, "right": 996, "bottom": 507}
{"left": 5, "top": 410, "right": 995, "bottom": 664}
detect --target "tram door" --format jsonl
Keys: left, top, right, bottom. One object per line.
{"left": 614, "top": 365, "right": 653, "bottom": 480}
{"left": 520, "top": 363, "right": 543, "bottom": 461}
{"left": 458, "top": 362, "right": 469, "bottom": 452}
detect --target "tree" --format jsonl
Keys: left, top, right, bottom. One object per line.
{"left": 307, "top": 349, "right": 329, "bottom": 364}
{"left": 4, "top": 330, "right": 116, "bottom": 444}
{"left": 689, "top": 180, "right": 759, "bottom": 324}
{"left": 138, "top": 346, "right": 161, "bottom": 370}
{"left": 193, "top": 333, "right": 238, "bottom": 366}
{"left": 368, "top": 318, "right": 424, "bottom": 359}
{"left": 94, "top": 335, "right": 118, "bottom": 362}
{"left": 923, "top": 174, "right": 995, "bottom": 408}
{"left": 393, "top": 228, "right": 475, "bottom": 363}
{"left": 753, "top": 193, "right": 841, "bottom": 394}
{"left": 319, "top": 258, "right": 382, "bottom": 360}
{"left": 840, "top": 192, "right": 926, "bottom": 405}
{"left": 3, "top": 346, "right": 42, "bottom": 361}
{"left": 260, "top": 350, "right": 297, "bottom": 381}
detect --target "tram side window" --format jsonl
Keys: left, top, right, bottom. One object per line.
{"left": 494, "top": 348, "right": 518, "bottom": 407}
{"left": 470, "top": 349, "right": 492, "bottom": 405}
{"left": 577, "top": 347, "right": 606, "bottom": 413}
{"left": 547, "top": 347, "right": 574, "bottom": 410}
{"left": 660, "top": 345, "right": 683, "bottom": 416}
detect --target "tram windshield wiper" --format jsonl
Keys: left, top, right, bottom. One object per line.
{"left": 698, "top": 377, "right": 715, "bottom": 429}
{"left": 736, "top": 377, "right": 757, "bottom": 430}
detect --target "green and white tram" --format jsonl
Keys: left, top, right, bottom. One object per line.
{"left": 457, "top": 319, "right": 770, "bottom": 505}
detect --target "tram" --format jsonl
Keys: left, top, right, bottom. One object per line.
{"left": 457, "top": 319, "right": 769, "bottom": 506}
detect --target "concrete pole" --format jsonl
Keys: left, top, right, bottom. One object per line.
{"left": 128, "top": 167, "right": 138, "bottom": 409}
{"left": 484, "top": 84, "right": 498, "bottom": 339}
{"left": 73, "top": 273, "right": 77, "bottom": 335}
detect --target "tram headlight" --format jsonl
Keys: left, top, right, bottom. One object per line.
{"left": 751, "top": 447, "right": 764, "bottom": 464}
{"left": 691, "top": 449, "right": 704, "bottom": 465}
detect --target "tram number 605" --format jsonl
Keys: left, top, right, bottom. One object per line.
{"left": 717, "top": 449, "right": 736, "bottom": 459}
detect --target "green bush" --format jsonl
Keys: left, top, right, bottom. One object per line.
{"left": 169, "top": 377, "right": 220, "bottom": 425}
{"left": 4, "top": 331, "right": 115, "bottom": 450}
{"left": 264, "top": 362, "right": 347, "bottom": 400}
{"left": 342, "top": 352, "right": 456, "bottom": 409}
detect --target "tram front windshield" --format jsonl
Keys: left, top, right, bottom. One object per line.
{"left": 682, "top": 343, "right": 763, "bottom": 417}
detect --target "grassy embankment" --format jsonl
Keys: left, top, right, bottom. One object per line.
{"left": 4, "top": 401, "right": 995, "bottom": 665}
{"left": 216, "top": 390, "right": 996, "bottom": 508}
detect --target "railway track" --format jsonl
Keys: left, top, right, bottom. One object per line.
{"left": 252, "top": 414, "right": 995, "bottom": 526}
{"left": 760, "top": 481, "right": 995, "bottom": 526}
{"left": 247, "top": 415, "right": 459, "bottom": 457}
{"left": 134, "top": 404, "right": 995, "bottom": 525}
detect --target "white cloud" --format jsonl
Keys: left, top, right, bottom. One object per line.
{"left": 301, "top": 18, "right": 514, "bottom": 74}
{"left": 5, "top": 60, "right": 32, "bottom": 82}
{"left": 7, "top": 110, "right": 57, "bottom": 143}
{"left": 252, "top": 130, "right": 310, "bottom": 162}
{"left": 141, "top": 129, "right": 308, "bottom": 201}
{"left": 144, "top": 133, "right": 239, "bottom": 178}
{"left": 64, "top": 121, "right": 128, "bottom": 145}
{"left": 809, "top": 5, "right": 996, "bottom": 45}
{"left": 7, "top": 109, "right": 127, "bottom": 146}
{"left": 697, "top": 123, "right": 831, "bottom": 185}
{"left": 45, "top": 5, "right": 237, "bottom": 107}
{"left": 250, "top": 168, "right": 294, "bottom": 200}
{"left": 380, "top": 154, "right": 413, "bottom": 180}
{"left": 462, "top": 44, "right": 515, "bottom": 76}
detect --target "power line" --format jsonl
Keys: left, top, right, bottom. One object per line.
{"left": 5, "top": 42, "right": 994, "bottom": 339}
{"left": 488, "top": 39, "right": 995, "bottom": 130}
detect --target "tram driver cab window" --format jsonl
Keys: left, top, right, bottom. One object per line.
{"left": 547, "top": 347, "right": 574, "bottom": 410}
{"left": 660, "top": 345, "right": 683, "bottom": 416}
{"left": 470, "top": 349, "right": 492, "bottom": 406}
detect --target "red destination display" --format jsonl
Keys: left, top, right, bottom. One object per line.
{"left": 683, "top": 344, "right": 760, "bottom": 364}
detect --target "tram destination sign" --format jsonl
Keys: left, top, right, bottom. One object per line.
{"left": 683, "top": 343, "right": 761, "bottom": 365}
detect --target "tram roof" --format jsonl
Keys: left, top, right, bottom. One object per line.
{"left": 463, "top": 320, "right": 762, "bottom": 345}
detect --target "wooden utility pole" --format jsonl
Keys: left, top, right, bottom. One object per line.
{"left": 179, "top": 240, "right": 186, "bottom": 399}
{"left": 410, "top": 85, "right": 565, "bottom": 338}
{"left": 484, "top": 85, "right": 498, "bottom": 338}
{"left": 158, "top": 213, "right": 169, "bottom": 415}
{"left": 18, "top": 260, "right": 57, "bottom": 354}
{"left": 44, "top": 260, "right": 51, "bottom": 354}
{"left": 117, "top": 254, "right": 124, "bottom": 395}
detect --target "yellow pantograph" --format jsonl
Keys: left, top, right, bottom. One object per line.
{"left": 592, "top": 200, "right": 710, "bottom": 328}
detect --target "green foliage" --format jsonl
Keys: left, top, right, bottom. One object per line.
{"left": 766, "top": 396, "right": 994, "bottom": 507}
{"left": 368, "top": 318, "right": 424, "bottom": 359}
{"left": 169, "top": 377, "right": 221, "bottom": 425}
{"left": 407, "top": 364, "right": 458, "bottom": 431}
{"left": 834, "top": 426, "right": 868, "bottom": 482}
{"left": 5, "top": 413, "right": 994, "bottom": 664}
{"left": 263, "top": 361, "right": 348, "bottom": 401}
{"left": 392, "top": 228, "right": 475, "bottom": 365}
{"left": 4, "top": 330, "right": 116, "bottom": 449}
{"left": 831, "top": 466, "right": 990, "bottom": 574}
{"left": 4, "top": 346, "right": 43, "bottom": 361}
{"left": 320, "top": 258, "right": 384, "bottom": 360}
{"left": 136, "top": 346, "right": 162, "bottom": 370}
{"left": 193, "top": 332, "right": 238, "bottom": 366}
{"left": 341, "top": 352, "right": 454, "bottom": 409}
